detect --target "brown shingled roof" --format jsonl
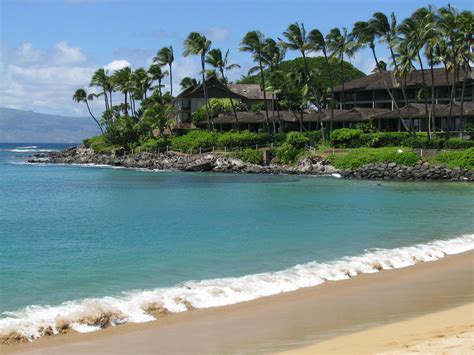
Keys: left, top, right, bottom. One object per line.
{"left": 333, "top": 68, "right": 473, "bottom": 92}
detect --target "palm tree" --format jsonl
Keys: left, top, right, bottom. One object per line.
{"left": 396, "top": 41, "right": 417, "bottom": 131}
{"left": 352, "top": 18, "right": 410, "bottom": 132}
{"left": 308, "top": 28, "right": 333, "bottom": 134}
{"left": 148, "top": 64, "right": 168, "bottom": 97}
{"left": 183, "top": 32, "right": 212, "bottom": 131}
{"left": 239, "top": 30, "right": 271, "bottom": 133}
{"left": 89, "top": 68, "right": 111, "bottom": 111}
{"left": 261, "top": 38, "right": 286, "bottom": 132}
{"left": 73, "top": 88, "right": 104, "bottom": 134}
{"left": 206, "top": 48, "right": 241, "bottom": 128}
{"left": 456, "top": 10, "right": 473, "bottom": 137}
{"left": 437, "top": 5, "right": 461, "bottom": 136}
{"left": 180, "top": 77, "right": 199, "bottom": 90}
{"left": 326, "top": 27, "right": 356, "bottom": 109}
{"left": 399, "top": 9, "right": 431, "bottom": 138}
{"left": 110, "top": 66, "right": 133, "bottom": 116}
{"left": 154, "top": 46, "right": 174, "bottom": 96}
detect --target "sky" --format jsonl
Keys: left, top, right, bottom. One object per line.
{"left": 0, "top": 0, "right": 472, "bottom": 116}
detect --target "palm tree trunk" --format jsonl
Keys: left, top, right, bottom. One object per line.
{"left": 446, "top": 65, "right": 457, "bottom": 139}
{"left": 340, "top": 50, "right": 345, "bottom": 109}
{"left": 429, "top": 52, "right": 436, "bottom": 134}
{"left": 459, "top": 66, "right": 469, "bottom": 138}
{"left": 389, "top": 47, "right": 413, "bottom": 134}
{"left": 220, "top": 68, "right": 240, "bottom": 130}
{"left": 201, "top": 55, "right": 212, "bottom": 131}
{"left": 124, "top": 92, "right": 129, "bottom": 116}
{"left": 169, "top": 63, "right": 173, "bottom": 97}
{"left": 103, "top": 90, "right": 109, "bottom": 111}
{"left": 322, "top": 51, "right": 335, "bottom": 134}
{"left": 109, "top": 90, "right": 113, "bottom": 108}
{"left": 258, "top": 58, "right": 271, "bottom": 133}
{"left": 417, "top": 53, "right": 430, "bottom": 139}
{"left": 371, "top": 44, "right": 410, "bottom": 132}
{"left": 158, "top": 78, "right": 162, "bottom": 97}
{"left": 276, "top": 95, "right": 283, "bottom": 133}
{"left": 85, "top": 100, "right": 104, "bottom": 134}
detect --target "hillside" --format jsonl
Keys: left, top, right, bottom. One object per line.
{"left": 237, "top": 56, "right": 365, "bottom": 90}
{"left": 0, "top": 108, "right": 100, "bottom": 143}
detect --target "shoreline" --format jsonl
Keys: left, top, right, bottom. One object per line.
{"left": 28, "top": 145, "right": 474, "bottom": 181}
{"left": 4, "top": 250, "right": 473, "bottom": 354}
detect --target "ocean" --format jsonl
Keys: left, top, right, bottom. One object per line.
{"left": 0, "top": 143, "right": 473, "bottom": 341}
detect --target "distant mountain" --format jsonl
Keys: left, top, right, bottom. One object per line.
{"left": 0, "top": 108, "right": 100, "bottom": 143}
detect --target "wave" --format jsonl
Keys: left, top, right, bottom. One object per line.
{"left": 2, "top": 149, "right": 56, "bottom": 153}
{"left": 1, "top": 234, "right": 472, "bottom": 343}
{"left": 15, "top": 146, "right": 37, "bottom": 149}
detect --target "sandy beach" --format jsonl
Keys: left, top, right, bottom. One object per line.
{"left": 3, "top": 250, "right": 473, "bottom": 354}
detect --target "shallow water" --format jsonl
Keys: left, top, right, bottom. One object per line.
{"left": 0, "top": 143, "right": 473, "bottom": 340}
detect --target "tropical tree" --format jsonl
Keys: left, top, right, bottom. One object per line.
{"left": 239, "top": 30, "right": 271, "bottom": 132}
{"left": 110, "top": 66, "right": 133, "bottom": 116}
{"left": 73, "top": 88, "right": 104, "bottom": 134}
{"left": 261, "top": 38, "right": 286, "bottom": 132}
{"left": 206, "top": 48, "right": 241, "bottom": 127}
{"left": 183, "top": 32, "right": 212, "bottom": 130}
{"left": 326, "top": 27, "right": 356, "bottom": 109}
{"left": 154, "top": 46, "right": 174, "bottom": 96}
{"left": 148, "top": 64, "right": 168, "bottom": 97}
{"left": 89, "top": 68, "right": 112, "bottom": 111}
{"left": 180, "top": 77, "right": 199, "bottom": 90}
{"left": 308, "top": 28, "right": 334, "bottom": 134}
{"left": 352, "top": 18, "right": 410, "bottom": 132}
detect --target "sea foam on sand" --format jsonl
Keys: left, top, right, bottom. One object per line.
{"left": 1, "top": 234, "right": 473, "bottom": 342}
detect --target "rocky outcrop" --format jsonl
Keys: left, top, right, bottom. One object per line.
{"left": 27, "top": 147, "right": 473, "bottom": 181}
{"left": 27, "top": 146, "right": 340, "bottom": 176}
{"left": 342, "top": 162, "right": 473, "bottom": 181}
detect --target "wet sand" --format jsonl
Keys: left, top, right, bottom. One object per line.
{"left": 4, "top": 250, "right": 473, "bottom": 354}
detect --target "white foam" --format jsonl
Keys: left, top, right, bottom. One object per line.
{"left": 6, "top": 149, "right": 56, "bottom": 153}
{"left": 1, "top": 234, "right": 472, "bottom": 341}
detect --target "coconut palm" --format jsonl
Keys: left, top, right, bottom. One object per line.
{"left": 206, "top": 48, "right": 241, "bottom": 127}
{"left": 110, "top": 67, "right": 133, "bottom": 116}
{"left": 437, "top": 4, "right": 461, "bottom": 135}
{"left": 326, "top": 27, "right": 356, "bottom": 109}
{"left": 352, "top": 18, "right": 410, "bottom": 132}
{"left": 395, "top": 41, "right": 417, "bottom": 131}
{"left": 154, "top": 46, "right": 174, "bottom": 96}
{"left": 183, "top": 32, "right": 212, "bottom": 130}
{"left": 180, "top": 77, "right": 199, "bottom": 90}
{"left": 89, "top": 68, "right": 111, "bottom": 111}
{"left": 456, "top": 10, "right": 473, "bottom": 137}
{"left": 308, "top": 28, "right": 333, "bottom": 134}
{"left": 399, "top": 9, "right": 431, "bottom": 137}
{"left": 73, "top": 88, "right": 104, "bottom": 134}
{"left": 261, "top": 38, "right": 286, "bottom": 132}
{"left": 239, "top": 30, "right": 271, "bottom": 132}
{"left": 148, "top": 64, "right": 168, "bottom": 97}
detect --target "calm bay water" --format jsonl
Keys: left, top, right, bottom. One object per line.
{"left": 0, "top": 143, "right": 473, "bottom": 338}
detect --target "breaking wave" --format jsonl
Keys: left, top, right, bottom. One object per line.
{"left": 1, "top": 234, "right": 472, "bottom": 343}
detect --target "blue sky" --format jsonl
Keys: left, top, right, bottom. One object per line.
{"left": 0, "top": 0, "right": 472, "bottom": 116}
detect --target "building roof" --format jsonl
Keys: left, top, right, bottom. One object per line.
{"left": 176, "top": 75, "right": 271, "bottom": 100}
{"left": 333, "top": 68, "right": 473, "bottom": 92}
{"left": 321, "top": 108, "right": 390, "bottom": 122}
{"left": 372, "top": 102, "right": 474, "bottom": 120}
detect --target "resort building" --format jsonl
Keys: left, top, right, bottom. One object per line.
{"left": 174, "top": 75, "right": 273, "bottom": 124}
{"left": 175, "top": 68, "right": 474, "bottom": 133}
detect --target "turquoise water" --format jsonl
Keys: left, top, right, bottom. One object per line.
{"left": 0, "top": 143, "right": 473, "bottom": 338}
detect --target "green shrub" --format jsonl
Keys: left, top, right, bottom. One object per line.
{"left": 330, "top": 129, "right": 363, "bottom": 148}
{"left": 276, "top": 143, "right": 301, "bottom": 164}
{"left": 432, "top": 148, "right": 474, "bottom": 169}
{"left": 170, "top": 130, "right": 217, "bottom": 152}
{"left": 361, "top": 132, "right": 408, "bottom": 148}
{"left": 233, "top": 148, "right": 263, "bottom": 165}
{"left": 304, "top": 131, "right": 323, "bottom": 145}
{"left": 444, "top": 138, "right": 474, "bottom": 149}
{"left": 285, "top": 131, "right": 310, "bottom": 148}
{"left": 465, "top": 123, "right": 474, "bottom": 140}
{"left": 138, "top": 137, "right": 167, "bottom": 151}
{"left": 83, "top": 135, "right": 118, "bottom": 153}
{"left": 216, "top": 130, "right": 271, "bottom": 149}
{"left": 327, "top": 147, "right": 420, "bottom": 169}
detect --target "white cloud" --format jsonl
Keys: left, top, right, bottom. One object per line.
{"left": 53, "top": 41, "right": 86, "bottom": 64}
{"left": 104, "top": 59, "right": 131, "bottom": 72}
{"left": 204, "top": 27, "right": 230, "bottom": 42}
{"left": 0, "top": 42, "right": 102, "bottom": 116}
{"left": 171, "top": 57, "right": 200, "bottom": 94}
{"left": 351, "top": 49, "right": 388, "bottom": 75}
